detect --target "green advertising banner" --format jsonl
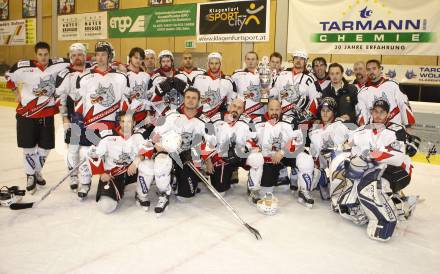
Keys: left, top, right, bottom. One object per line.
{"left": 108, "top": 4, "right": 196, "bottom": 38}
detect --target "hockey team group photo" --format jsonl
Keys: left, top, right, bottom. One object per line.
{"left": 0, "top": 0, "right": 439, "bottom": 274}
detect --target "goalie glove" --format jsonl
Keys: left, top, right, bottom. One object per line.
{"left": 406, "top": 134, "right": 421, "bottom": 157}
{"left": 158, "top": 77, "right": 174, "bottom": 95}
{"left": 172, "top": 77, "right": 188, "bottom": 94}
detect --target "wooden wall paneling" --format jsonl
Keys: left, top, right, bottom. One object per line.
{"left": 207, "top": 42, "right": 242, "bottom": 75}
{"left": 43, "top": 0, "right": 52, "bottom": 17}
{"left": 120, "top": 38, "right": 147, "bottom": 63}
{"left": 174, "top": 36, "right": 206, "bottom": 53}
{"left": 253, "top": 0, "right": 276, "bottom": 58}
{"left": 147, "top": 37, "right": 175, "bottom": 55}
{"left": 76, "top": 0, "right": 98, "bottom": 13}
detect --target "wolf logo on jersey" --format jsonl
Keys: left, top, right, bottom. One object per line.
{"left": 163, "top": 88, "right": 183, "bottom": 107}
{"left": 280, "top": 83, "right": 301, "bottom": 103}
{"left": 129, "top": 82, "right": 149, "bottom": 101}
{"left": 243, "top": 83, "right": 261, "bottom": 101}
{"left": 180, "top": 132, "right": 193, "bottom": 150}
{"left": 322, "top": 137, "right": 335, "bottom": 150}
{"left": 113, "top": 152, "right": 132, "bottom": 166}
{"left": 91, "top": 84, "right": 116, "bottom": 107}
{"left": 271, "top": 133, "right": 283, "bottom": 151}
{"left": 33, "top": 75, "right": 56, "bottom": 97}
{"left": 201, "top": 87, "right": 221, "bottom": 107}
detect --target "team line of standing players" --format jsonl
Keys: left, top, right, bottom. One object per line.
{"left": 5, "top": 40, "right": 420, "bottom": 241}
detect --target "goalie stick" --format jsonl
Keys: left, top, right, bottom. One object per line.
{"left": 185, "top": 161, "right": 262, "bottom": 240}
{"left": 10, "top": 159, "right": 87, "bottom": 210}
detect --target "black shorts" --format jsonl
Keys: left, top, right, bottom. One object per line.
{"left": 16, "top": 114, "right": 55, "bottom": 149}
{"left": 261, "top": 158, "right": 296, "bottom": 188}
{"left": 95, "top": 172, "right": 137, "bottom": 202}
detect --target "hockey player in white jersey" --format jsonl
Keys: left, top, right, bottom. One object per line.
{"left": 309, "top": 97, "right": 354, "bottom": 201}
{"left": 124, "top": 47, "right": 152, "bottom": 129}
{"left": 143, "top": 49, "right": 157, "bottom": 76}
{"left": 230, "top": 51, "right": 267, "bottom": 118}
{"left": 206, "top": 98, "right": 263, "bottom": 197}
{"left": 152, "top": 87, "right": 215, "bottom": 202}
{"left": 252, "top": 99, "right": 308, "bottom": 206}
{"left": 356, "top": 59, "right": 415, "bottom": 127}
{"left": 192, "top": 52, "right": 236, "bottom": 118}
{"left": 55, "top": 43, "right": 91, "bottom": 192}
{"left": 5, "top": 41, "right": 69, "bottom": 194}
{"left": 149, "top": 50, "right": 190, "bottom": 116}
{"left": 87, "top": 111, "right": 144, "bottom": 214}
{"left": 178, "top": 52, "right": 206, "bottom": 83}
{"left": 310, "top": 57, "right": 331, "bottom": 93}
{"left": 74, "top": 41, "right": 131, "bottom": 200}
{"left": 341, "top": 97, "right": 419, "bottom": 241}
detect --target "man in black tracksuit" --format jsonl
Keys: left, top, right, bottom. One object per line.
{"left": 321, "top": 63, "right": 358, "bottom": 123}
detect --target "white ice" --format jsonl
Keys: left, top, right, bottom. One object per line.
{"left": 0, "top": 106, "right": 439, "bottom": 274}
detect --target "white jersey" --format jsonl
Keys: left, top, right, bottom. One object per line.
{"left": 192, "top": 72, "right": 236, "bottom": 118}
{"left": 55, "top": 64, "right": 91, "bottom": 117}
{"left": 210, "top": 112, "right": 256, "bottom": 152}
{"left": 75, "top": 66, "right": 130, "bottom": 130}
{"left": 252, "top": 114, "right": 303, "bottom": 161}
{"left": 356, "top": 78, "right": 415, "bottom": 126}
{"left": 125, "top": 68, "right": 152, "bottom": 124}
{"left": 178, "top": 67, "right": 206, "bottom": 83}
{"left": 5, "top": 58, "right": 70, "bottom": 118}
{"left": 351, "top": 79, "right": 366, "bottom": 92}
{"left": 88, "top": 129, "right": 145, "bottom": 176}
{"left": 153, "top": 108, "right": 215, "bottom": 153}
{"left": 149, "top": 69, "right": 190, "bottom": 116}
{"left": 230, "top": 69, "right": 265, "bottom": 117}
{"left": 270, "top": 69, "right": 319, "bottom": 117}
{"left": 309, "top": 121, "right": 354, "bottom": 168}
{"left": 350, "top": 123, "right": 413, "bottom": 174}
{"left": 310, "top": 72, "right": 331, "bottom": 92}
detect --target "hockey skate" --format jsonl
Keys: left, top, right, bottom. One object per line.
{"left": 135, "top": 192, "right": 150, "bottom": 212}
{"left": 35, "top": 171, "right": 46, "bottom": 187}
{"left": 248, "top": 189, "right": 261, "bottom": 204}
{"left": 77, "top": 184, "right": 91, "bottom": 200}
{"left": 70, "top": 176, "right": 79, "bottom": 192}
{"left": 155, "top": 193, "right": 169, "bottom": 217}
{"left": 26, "top": 175, "right": 37, "bottom": 195}
{"left": 298, "top": 190, "right": 314, "bottom": 208}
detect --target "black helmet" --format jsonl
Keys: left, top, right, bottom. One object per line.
{"left": 319, "top": 97, "right": 337, "bottom": 112}
{"left": 372, "top": 96, "right": 390, "bottom": 113}
{"left": 95, "top": 41, "right": 115, "bottom": 62}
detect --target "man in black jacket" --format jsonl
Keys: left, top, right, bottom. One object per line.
{"left": 321, "top": 63, "right": 358, "bottom": 123}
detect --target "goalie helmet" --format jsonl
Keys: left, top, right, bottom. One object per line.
{"left": 95, "top": 41, "right": 115, "bottom": 62}
{"left": 0, "top": 186, "right": 24, "bottom": 207}
{"left": 160, "top": 131, "right": 182, "bottom": 153}
{"left": 292, "top": 49, "right": 308, "bottom": 60}
{"left": 158, "top": 50, "right": 174, "bottom": 61}
{"left": 257, "top": 192, "right": 279, "bottom": 215}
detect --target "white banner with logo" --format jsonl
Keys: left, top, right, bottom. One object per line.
{"left": 0, "top": 19, "right": 36, "bottom": 45}
{"left": 58, "top": 12, "right": 108, "bottom": 41}
{"left": 288, "top": 0, "right": 440, "bottom": 55}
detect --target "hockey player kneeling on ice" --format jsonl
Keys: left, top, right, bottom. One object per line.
{"left": 152, "top": 87, "right": 216, "bottom": 203}
{"left": 206, "top": 98, "right": 264, "bottom": 197}
{"left": 253, "top": 99, "right": 306, "bottom": 206}
{"left": 87, "top": 111, "right": 144, "bottom": 214}
{"left": 309, "top": 97, "right": 354, "bottom": 202}
{"left": 136, "top": 130, "right": 181, "bottom": 216}
{"left": 340, "top": 97, "right": 419, "bottom": 241}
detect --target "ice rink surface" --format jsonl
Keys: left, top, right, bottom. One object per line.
{"left": 0, "top": 106, "right": 439, "bottom": 274}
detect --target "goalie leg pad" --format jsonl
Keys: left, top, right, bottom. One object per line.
{"left": 246, "top": 152, "right": 264, "bottom": 190}
{"left": 296, "top": 152, "right": 314, "bottom": 191}
{"left": 357, "top": 168, "right": 398, "bottom": 241}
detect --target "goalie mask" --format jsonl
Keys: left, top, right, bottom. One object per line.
{"left": 257, "top": 192, "right": 279, "bottom": 215}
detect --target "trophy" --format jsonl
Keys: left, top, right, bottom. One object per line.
{"left": 258, "top": 56, "right": 272, "bottom": 104}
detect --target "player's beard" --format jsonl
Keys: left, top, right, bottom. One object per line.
{"left": 161, "top": 65, "right": 172, "bottom": 72}
{"left": 230, "top": 111, "right": 239, "bottom": 120}
{"left": 355, "top": 73, "right": 364, "bottom": 81}
{"left": 73, "top": 58, "right": 83, "bottom": 67}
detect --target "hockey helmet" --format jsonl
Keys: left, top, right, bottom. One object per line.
{"left": 292, "top": 49, "right": 308, "bottom": 60}
{"left": 257, "top": 192, "right": 279, "bottom": 215}
{"left": 319, "top": 97, "right": 337, "bottom": 112}
{"left": 144, "top": 49, "right": 156, "bottom": 57}
{"left": 208, "top": 52, "right": 222, "bottom": 62}
{"left": 69, "top": 43, "right": 87, "bottom": 56}
{"left": 95, "top": 41, "right": 115, "bottom": 62}
{"left": 161, "top": 131, "right": 182, "bottom": 153}
{"left": 372, "top": 96, "right": 390, "bottom": 113}
{"left": 158, "top": 50, "right": 174, "bottom": 60}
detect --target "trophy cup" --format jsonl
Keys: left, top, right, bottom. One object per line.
{"left": 258, "top": 56, "right": 272, "bottom": 104}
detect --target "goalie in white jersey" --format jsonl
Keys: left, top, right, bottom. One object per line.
{"left": 5, "top": 41, "right": 69, "bottom": 194}
{"left": 73, "top": 41, "right": 131, "bottom": 200}
{"left": 356, "top": 59, "right": 415, "bottom": 127}
{"left": 192, "top": 52, "right": 236, "bottom": 118}
{"left": 338, "top": 97, "right": 420, "bottom": 241}
{"left": 55, "top": 43, "right": 91, "bottom": 192}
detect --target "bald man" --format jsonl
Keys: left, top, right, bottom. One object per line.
{"left": 207, "top": 98, "right": 264, "bottom": 199}
{"left": 352, "top": 61, "right": 367, "bottom": 90}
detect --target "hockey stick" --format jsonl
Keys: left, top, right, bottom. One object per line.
{"left": 10, "top": 159, "right": 87, "bottom": 210}
{"left": 185, "top": 161, "right": 262, "bottom": 240}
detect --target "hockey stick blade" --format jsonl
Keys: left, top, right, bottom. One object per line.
{"left": 245, "top": 223, "right": 262, "bottom": 240}
{"left": 10, "top": 202, "right": 34, "bottom": 210}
